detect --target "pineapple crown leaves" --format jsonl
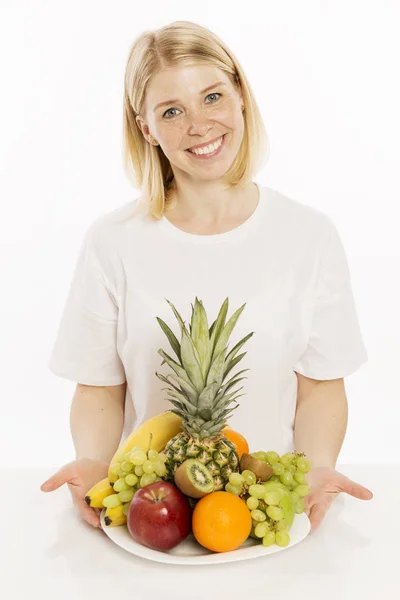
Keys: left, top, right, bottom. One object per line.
{"left": 155, "top": 297, "right": 254, "bottom": 438}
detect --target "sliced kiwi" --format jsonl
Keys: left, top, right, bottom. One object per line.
{"left": 240, "top": 453, "right": 274, "bottom": 482}
{"left": 174, "top": 459, "right": 214, "bottom": 498}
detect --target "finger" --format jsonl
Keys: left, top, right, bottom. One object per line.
{"left": 73, "top": 493, "right": 101, "bottom": 527}
{"left": 40, "top": 463, "right": 75, "bottom": 492}
{"left": 308, "top": 504, "right": 326, "bottom": 533}
{"left": 303, "top": 493, "right": 315, "bottom": 515}
{"left": 341, "top": 476, "right": 374, "bottom": 500}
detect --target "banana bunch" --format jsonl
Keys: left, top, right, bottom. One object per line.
{"left": 108, "top": 410, "right": 182, "bottom": 483}
{"left": 84, "top": 411, "right": 182, "bottom": 527}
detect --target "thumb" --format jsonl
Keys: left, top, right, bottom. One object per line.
{"left": 40, "top": 464, "right": 74, "bottom": 492}
{"left": 340, "top": 475, "right": 373, "bottom": 500}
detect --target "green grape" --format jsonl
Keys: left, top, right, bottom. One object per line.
{"left": 118, "top": 489, "right": 135, "bottom": 503}
{"left": 266, "top": 451, "right": 280, "bottom": 464}
{"left": 246, "top": 496, "right": 259, "bottom": 510}
{"left": 229, "top": 473, "right": 244, "bottom": 487}
{"left": 142, "top": 460, "right": 155, "bottom": 474}
{"left": 294, "top": 484, "right": 309, "bottom": 497}
{"left": 262, "top": 481, "right": 287, "bottom": 495}
{"left": 254, "top": 522, "right": 269, "bottom": 538}
{"left": 251, "top": 451, "right": 267, "bottom": 461}
{"left": 296, "top": 456, "right": 310, "bottom": 473}
{"left": 290, "top": 491, "right": 300, "bottom": 504}
{"left": 281, "top": 452, "right": 295, "bottom": 463}
{"left": 295, "top": 498, "right": 305, "bottom": 514}
{"left": 276, "top": 519, "right": 289, "bottom": 532}
{"left": 266, "top": 506, "right": 284, "bottom": 521}
{"left": 257, "top": 499, "right": 268, "bottom": 512}
{"left": 125, "top": 473, "right": 139, "bottom": 487}
{"left": 280, "top": 471, "right": 295, "bottom": 487}
{"left": 113, "top": 478, "right": 132, "bottom": 493}
{"left": 269, "top": 475, "right": 280, "bottom": 482}
{"left": 121, "top": 461, "right": 134, "bottom": 472}
{"left": 148, "top": 449, "right": 159, "bottom": 462}
{"left": 154, "top": 462, "right": 167, "bottom": 477}
{"left": 109, "top": 462, "right": 122, "bottom": 476}
{"left": 288, "top": 464, "right": 297, "bottom": 474}
{"left": 264, "top": 491, "right": 281, "bottom": 506}
{"left": 134, "top": 465, "right": 144, "bottom": 476}
{"left": 140, "top": 473, "right": 157, "bottom": 488}
{"left": 102, "top": 493, "right": 122, "bottom": 509}
{"left": 250, "top": 509, "right": 266, "bottom": 522}
{"left": 122, "top": 501, "right": 132, "bottom": 516}
{"left": 272, "top": 463, "right": 285, "bottom": 476}
{"left": 294, "top": 471, "right": 306, "bottom": 484}
{"left": 158, "top": 452, "right": 167, "bottom": 463}
{"left": 262, "top": 531, "right": 276, "bottom": 546}
{"left": 280, "top": 454, "right": 294, "bottom": 468}
{"left": 249, "top": 525, "right": 259, "bottom": 540}
{"left": 275, "top": 531, "right": 290, "bottom": 547}
{"left": 225, "top": 483, "right": 242, "bottom": 496}
{"left": 279, "top": 494, "right": 295, "bottom": 528}
{"left": 242, "top": 470, "right": 257, "bottom": 486}
{"left": 249, "top": 484, "right": 266, "bottom": 499}
{"left": 130, "top": 450, "right": 147, "bottom": 466}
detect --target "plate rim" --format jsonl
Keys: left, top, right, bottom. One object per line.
{"left": 100, "top": 510, "right": 311, "bottom": 565}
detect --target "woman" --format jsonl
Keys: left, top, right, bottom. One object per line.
{"left": 40, "top": 21, "right": 373, "bottom": 532}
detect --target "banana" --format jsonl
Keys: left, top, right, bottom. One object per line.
{"left": 108, "top": 411, "right": 182, "bottom": 483}
{"left": 84, "top": 477, "right": 115, "bottom": 508}
{"left": 104, "top": 504, "right": 127, "bottom": 527}
{"left": 85, "top": 477, "right": 115, "bottom": 508}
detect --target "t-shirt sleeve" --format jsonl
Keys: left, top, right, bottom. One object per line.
{"left": 48, "top": 221, "right": 126, "bottom": 386}
{"left": 293, "top": 218, "right": 368, "bottom": 380}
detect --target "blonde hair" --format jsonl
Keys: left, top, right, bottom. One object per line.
{"left": 122, "top": 20, "right": 269, "bottom": 220}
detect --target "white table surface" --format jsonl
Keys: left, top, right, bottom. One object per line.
{"left": 1, "top": 465, "right": 395, "bottom": 599}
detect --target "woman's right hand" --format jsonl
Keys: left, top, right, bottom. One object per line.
{"left": 40, "top": 457, "right": 110, "bottom": 528}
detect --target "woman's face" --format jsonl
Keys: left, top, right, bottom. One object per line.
{"left": 137, "top": 65, "right": 245, "bottom": 180}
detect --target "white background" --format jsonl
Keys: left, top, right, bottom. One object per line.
{"left": 1, "top": 0, "right": 399, "bottom": 468}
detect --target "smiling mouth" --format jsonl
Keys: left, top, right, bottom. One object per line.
{"left": 185, "top": 134, "right": 227, "bottom": 157}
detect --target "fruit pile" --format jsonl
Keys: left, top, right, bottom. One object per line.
{"left": 86, "top": 420, "right": 310, "bottom": 551}
{"left": 225, "top": 450, "right": 310, "bottom": 547}
{"left": 85, "top": 297, "right": 311, "bottom": 553}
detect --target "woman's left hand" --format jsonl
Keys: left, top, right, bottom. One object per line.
{"left": 304, "top": 466, "right": 373, "bottom": 533}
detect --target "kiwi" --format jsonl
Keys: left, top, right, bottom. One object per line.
{"left": 174, "top": 459, "right": 214, "bottom": 498}
{"left": 240, "top": 453, "right": 274, "bottom": 482}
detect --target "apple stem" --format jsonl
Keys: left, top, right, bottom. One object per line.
{"left": 147, "top": 432, "right": 153, "bottom": 453}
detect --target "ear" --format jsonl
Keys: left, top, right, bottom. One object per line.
{"left": 135, "top": 116, "right": 156, "bottom": 145}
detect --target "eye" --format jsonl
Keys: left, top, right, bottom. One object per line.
{"left": 162, "top": 92, "right": 222, "bottom": 119}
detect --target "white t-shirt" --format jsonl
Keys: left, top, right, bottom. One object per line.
{"left": 49, "top": 182, "right": 368, "bottom": 455}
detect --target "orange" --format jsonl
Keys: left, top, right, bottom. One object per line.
{"left": 222, "top": 426, "right": 249, "bottom": 459}
{"left": 192, "top": 491, "right": 252, "bottom": 552}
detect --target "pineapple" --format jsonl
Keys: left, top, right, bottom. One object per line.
{"left": 155, "top": 297, "right": 254, "bottom": 491}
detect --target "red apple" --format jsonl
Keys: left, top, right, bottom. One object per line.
{"left": 127, "top": 481, "right": 192, "bottom": 551}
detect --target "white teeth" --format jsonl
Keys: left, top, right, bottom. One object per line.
{"left": 188, "top": 136, "right": 224, "bottom": 155}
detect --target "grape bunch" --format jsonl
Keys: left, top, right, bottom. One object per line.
{"left": 103, "top": 447, "right": 168, "bottom": 516}
{"left": 224, "top": 451, "right": 311, "bottom": 547}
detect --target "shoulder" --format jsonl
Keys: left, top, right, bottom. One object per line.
{"left": 262, "top": 185, "right": 335, "bottom": 244}
{"left": 264, "top": 185, "right": 332, "bottom": 228}
{"left": 84, "top": 194, "right": 147, "bottom": 246}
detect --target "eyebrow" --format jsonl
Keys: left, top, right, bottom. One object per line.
{"left": 153, "top": 81, "right": 228, "bottom": 112}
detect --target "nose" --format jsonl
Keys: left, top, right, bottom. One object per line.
{"left": 187, "top": 121, "right": 213, "bottom": 139}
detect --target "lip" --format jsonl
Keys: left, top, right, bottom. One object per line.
{"left": 185, "top": 134, "right": 227, "bottom": 159}
{"left": 186, "top": 135, "right": 226, "bottom": 151}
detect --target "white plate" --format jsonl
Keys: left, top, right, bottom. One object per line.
{"left": 100, "top": 510, "right": 311, "bottom": 565}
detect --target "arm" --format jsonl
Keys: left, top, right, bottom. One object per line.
{"left": 70, "top": 382, "right": 126, "bottom": 463}
{"left": 293, "top": 373, "right": 348, "bottom": 469}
